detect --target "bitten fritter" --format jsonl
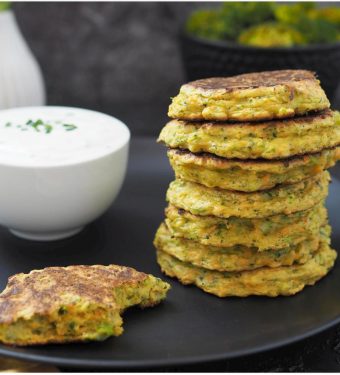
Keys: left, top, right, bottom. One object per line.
{"left": 159, "top": 110, "right": 340, "bottom": 160}
{"left": 167, "top": 147, "right": 340, "bottom": 192}
{"left": 0, "top": 265, "right": 170, "bottom": 346}
{"left": 168, "top": 70, "right": 330, "bottom": 122}
{"left": 157, "top": 238, "right": 336, "bottom": 297}
{"left": 166, "top": 172, "right": 329, "bottom": 219}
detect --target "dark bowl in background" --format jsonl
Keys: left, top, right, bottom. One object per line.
{"left": 179, "top": 31, "right": 340, "bottom": 102}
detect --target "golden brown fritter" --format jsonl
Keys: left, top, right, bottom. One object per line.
{"left": 154, "top": 223, "right": 329, "bottom": 272}
{"left": 166, "top": 172, "right": 329, "bottom": 219}
{"left": 165, "top": 202, "right": 327, "bottom": 251}
{"left": 0, "top": 265, "right": 170, "bottom": 346}
{"left": 168, "top": 70, "right": 330, "bottom": 121}
{"left": 167, "top": 147, "right": 340, "bottom": 192}
{"left": 157, "top": 238, "right": 336, "bottom": 297}
{"left": 159, "top": 110, "right": 340, "bottom": 160}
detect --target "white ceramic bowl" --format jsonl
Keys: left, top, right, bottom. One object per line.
{"left": 0, "top": 106, "right": 130, "bottom": 241}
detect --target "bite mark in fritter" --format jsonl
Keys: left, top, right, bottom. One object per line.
{"left": 0, "top": 265, "right": 170, "bottom": 346}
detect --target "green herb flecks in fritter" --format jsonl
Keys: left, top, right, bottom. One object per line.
{"left": 166, "top": 172, "right": 329, "bottom": 219}
{"left": 167, "top": 70, "right": 330, "bottom": 122}
{"left": 167, "top": 147, "right": 340, "bottom": 192}
{"left": 165, "top": 202, "right": 327, "bottom": 251}
{"left": 0, "top": 265, "right": 170, "bottom": 346}
{"left": 160, "top": 110, "right": 340, "bottom": 160}
{"left": 157, "top": 238, "right": 336, "bottom": 297}
{"left": 154, "top": 223, "right": 329, "bottom": 272}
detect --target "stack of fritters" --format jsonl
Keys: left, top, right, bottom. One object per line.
{"left": 154, "top": 70, "right": 340, "bottom": 298}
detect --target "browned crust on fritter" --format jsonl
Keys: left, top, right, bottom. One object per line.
{"left": 168, "top": 145, "right": 340, "bottom": 167}
{"left": 165, "top": 109, "right": 333, "bottom": 129}
{"left": 187, "top": 70, "right": 318, "bottom": 92}
{"left": 167, "top": 171, "right": 329, "bottom": 199}
{"left": 0, "top": 265, "right": 149, "bottom": 324}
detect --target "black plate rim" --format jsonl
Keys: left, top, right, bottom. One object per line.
{"left": 0, "top": 312, "right": 339, "bottom": 369}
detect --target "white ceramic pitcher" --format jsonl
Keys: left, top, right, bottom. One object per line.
{"left": 0, "top": 8, "right": 45, "bottom": 109}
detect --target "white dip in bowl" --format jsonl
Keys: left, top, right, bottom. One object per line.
{"left": 0, "top": 106, "right": 130, "bottom": 241}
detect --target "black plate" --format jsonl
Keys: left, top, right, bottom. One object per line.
{"left": 0, "top": 137, "right": 340, "bottom": 369}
